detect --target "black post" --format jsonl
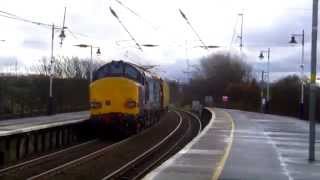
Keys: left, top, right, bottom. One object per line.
{"left": 299, "top": 102, "right": 304, "bottom": 119}
{"left": 48, "top": 24, "right": 54, "bottom": 115}
{"left": 261, "top": 70, "right": 265, "bottom": 113}
{"left": 265, "top": 101, "right": 269, "bottom": 114}
{"left": 48, "top": 96, "right": 54, "bottom": 115}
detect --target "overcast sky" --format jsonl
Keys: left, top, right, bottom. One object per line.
{"left": 0, "top": 0, "right": 316, "bottom": 81}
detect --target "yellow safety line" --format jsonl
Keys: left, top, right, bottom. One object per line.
{"left": 211, "top": 111, "right": 235, "bottom": 180}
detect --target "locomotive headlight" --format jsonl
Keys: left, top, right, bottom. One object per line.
{"left": 105, "top": 100, "right": 111, "bottom": 106}
{"left": 90, "top": 101, "right": 102, "bottom": 109}
{"left": 125, "top": 99, "right": 137, "bottom": 108}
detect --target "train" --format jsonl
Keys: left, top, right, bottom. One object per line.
{"left": 89, "top": 60, "right": 170, "bottom": 135}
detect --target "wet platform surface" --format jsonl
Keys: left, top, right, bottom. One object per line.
{"left": 0, "top": 111, "right": 89, "bottom": 136}
{"left": 144, "top": 108, "right": 320, "bottom": 180}
{"left": 143, "top": 108, "right": 233, "bottom": 180}
{"left": 222, "top": 109, "right": 320, "bottom": 180}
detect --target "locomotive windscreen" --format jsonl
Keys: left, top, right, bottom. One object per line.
{"left": 93, "top": 61, "right": 144, "bottom": 84}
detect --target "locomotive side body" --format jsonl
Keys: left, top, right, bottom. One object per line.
{"left": 162, "top": 80, "right": 170, "bottom": 110}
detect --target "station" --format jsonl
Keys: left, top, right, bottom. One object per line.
{"left": 1, "top": 0, "right": 320, "bottom": 179}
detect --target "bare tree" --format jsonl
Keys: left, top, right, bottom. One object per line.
{"left": 200, "top": 52, "right": 252, "bottom": 83}
{"left": 32, "top": 56, "right": 105, "bottom": 80}
{"left": 198, "top": 52, "right": 252, "bottom": 101}
{"left": 32, "top": 57, "right": 50, "bottom": 76}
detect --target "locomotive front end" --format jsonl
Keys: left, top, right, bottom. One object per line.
{"left": 89, "top": 61, "right": 145, "bottom": 132}
{"left": 90, "top": 77, "right": 140, "bottom": 122}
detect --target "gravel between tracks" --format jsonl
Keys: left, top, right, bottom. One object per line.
{"left": 35, "top": 111, "right": 180, "bottom": 180}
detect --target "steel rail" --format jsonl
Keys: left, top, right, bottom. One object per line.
{"left": 128, "top": 111, "right": 202, "bottom": 180}
{"left": 26, "top": 135, "right": 137, "bottom": 180}
{"left": 26, "top": 111, "right": 181, "bottom": 180}
{"left": 181, "top": 110, "right": 202, "bottom": 134}
{"left": 101, "top": 110, "right": 183, "bottom": 180}
{"left": 0, "top": 139, "right": 98, "bottom": 173}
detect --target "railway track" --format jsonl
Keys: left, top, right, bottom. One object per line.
{"left": 0, "top": 110, "right": 202, "bottom": 180}
{"left": 0, "top": 139, "right": 113, "bottom": 180}
{"left": 103, "top": 110, "right": 201, "bottom": 180}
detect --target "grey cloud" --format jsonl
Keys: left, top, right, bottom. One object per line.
{"left": 0, "top": 56, "right": 19, "bottom": 70}
{"left": 157, "top": 58, "right": 188, "bottom": 81}
{"left": 243, "top": 8, "right": 313, "bottom": 81}
{"left": 270, "top": 58, "right": 301, "bottom": 73}
{"left": 0, "top": 56, "right": 18, "bottom": 65}
{"left": 245, "top": 10, "right": 311, "bottom": 48}
{"left": 22, "top": 39, "right": 49, "bottom": 50}
{"left": 68, "top": 14, "right": 123, "bottom": 41}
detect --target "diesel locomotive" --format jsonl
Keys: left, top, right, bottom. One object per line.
{"left": 89, "top": 60, "right": 170, "bottom": 134}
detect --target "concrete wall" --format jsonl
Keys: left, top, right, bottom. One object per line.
{"left": 0, "top": 123, "right": 87, "bottom": 166}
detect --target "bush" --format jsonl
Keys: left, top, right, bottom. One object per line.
{"left": 0, "top": 75, "right": 89, "bottom": 119}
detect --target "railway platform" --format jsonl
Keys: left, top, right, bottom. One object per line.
{"left": 0, "top": 111, "right": 89, "bottom": 165}
{"left": 144, "top": 108, "right": 320, "bottom": 180}
{"left": 0, "top": 111, "right": 89, "bottom": 137}
{"left": 143, "top": 108, "right": 233, "bottom": 180}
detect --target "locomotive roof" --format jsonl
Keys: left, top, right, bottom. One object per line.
{"left": 126, "top": 61, "right": 162, "bottom": 80}
{"left": 99, "top": 60, "right": 161, "bottom": 80}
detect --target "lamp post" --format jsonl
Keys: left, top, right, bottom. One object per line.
{"left": 260, "top": 70, "right": 266, "bottom": 113}
{"left": 47, "top": 24, "right": 68, "bottom": 115}
{"left": 48, "top": 25, "right": 55, "bottom": 115}
{"left": 74, "top": 44, "right": 101, "bottom": 82}
{"left": 289, "top": 30, "right": 305, "bottom": 119}
{"left": 0, "top": 40, "right": 5, "bottom": 74}
{"left": 196, "top": 45, "right": 220, "bottom": 49}
{"left": 115, "top": 40, "right": 159, "bottom": 49}
{"left": 259, "top": 48, "right": 271, "bottom": 113}
{"left": 140, "top": 44, "right": 159, "bottom": 47}
{"left": 115, "top": 41, "right": 159, "bottom": 60}
{"left": 238, "top": 13, "right": 244, "bottom": 52}
{"left": 309, "top": 0, "right": 318, "bottom": 162}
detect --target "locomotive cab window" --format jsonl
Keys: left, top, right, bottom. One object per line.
{"left": 125, "top": 65, "right": 139, "bottom": 81}
{"left": 93, "top": 61, "right": 144, "bottom": 84}
{"left": 109, "top": 62, "right": 124, "bottom": 75}
{"left": 93, "top": 61, "right": 124, "bottom": 81}
{"left": 94, "top": 65, "right": 109, "bottom": 80}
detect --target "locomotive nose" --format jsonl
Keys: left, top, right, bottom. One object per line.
{"left": 90, "top": 77, "right": 140, "bottom": 116}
